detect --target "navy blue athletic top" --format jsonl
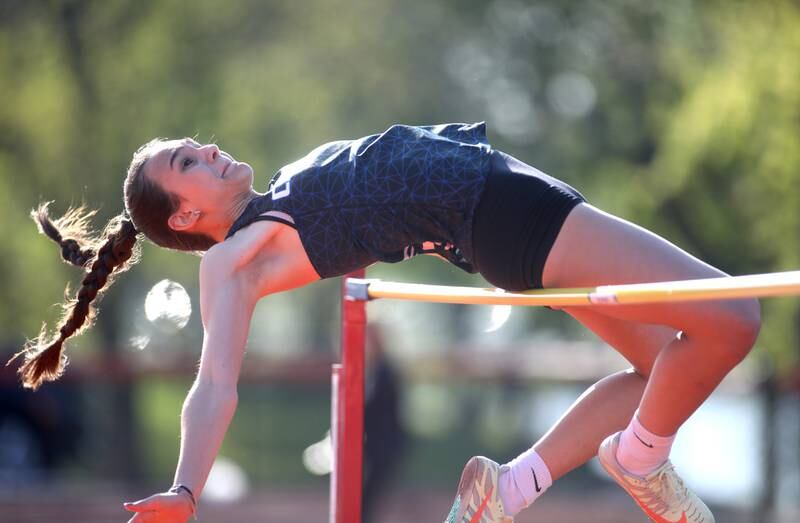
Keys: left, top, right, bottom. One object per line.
{"left": 225, "top": 122, "right": 492, "bottom": 278}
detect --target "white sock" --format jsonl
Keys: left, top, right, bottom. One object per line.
{"left": 616, "top": 410, "right": 676, "bottom": 476}
{"left": 498, "top": 449, "right": 553, "bottom": 517}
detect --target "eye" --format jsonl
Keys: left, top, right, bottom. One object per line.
{"left": 181, "top": 157, "right": 193, "bottom": 169}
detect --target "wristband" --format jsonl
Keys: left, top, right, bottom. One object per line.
{"left": 169, "top": 484, "right": 198, "bottom": 519}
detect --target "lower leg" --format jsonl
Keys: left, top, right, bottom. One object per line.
{"left": 528, "top": 308, "right": 675, "bottom": 481}
{"left": 533, "top": 369, "right": 645, "bottom": 480}
{"left": 499, "top": 369, "right": 645, "bottom": 516}
{"left": 500, "top": 310, "right": 675, "bottom": 516}
{"left": 637, "top": 320, "right": 758, "bottom": 435}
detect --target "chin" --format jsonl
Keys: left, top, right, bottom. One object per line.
{"left": 227, "top": 162, "right": 254, "bottom": 183}
{"left": 240, "top": 163, "right": 255, "bottom": 185}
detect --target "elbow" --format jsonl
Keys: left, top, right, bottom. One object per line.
{"left": 190, "top": 379, "right": 239, "bottom": 412}
{"left": 214, "top": 383, "right": 239, "bottom": 412}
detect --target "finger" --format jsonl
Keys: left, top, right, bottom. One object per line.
{"left": 123, "top": 496, "right": 157, "bottom": 512}
{"left": 124, "top": 502, "right": 148, "bottom": 513}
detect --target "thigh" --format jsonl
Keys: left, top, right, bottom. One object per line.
{"left": 542, "top": 203, "right": 745, "bottom": 335}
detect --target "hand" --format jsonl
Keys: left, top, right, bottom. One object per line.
{"left": 124, "top": 491, "right": 195, "bottom": 523}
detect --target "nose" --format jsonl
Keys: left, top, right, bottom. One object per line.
{"left": 202, "top": 143, "right": 219, "bottom": 162}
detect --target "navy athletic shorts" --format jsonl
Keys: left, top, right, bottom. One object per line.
{"left": 471, "top": 150, "right": 586, "bottom": 291}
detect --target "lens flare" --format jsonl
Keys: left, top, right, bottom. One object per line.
{"left": 484, "top": 304, "right": 512, "bottom": 333}
{"left": 302, "top": 432, "right": 333, "bottom": 476}
{"left": 129, "top": 335, "right": 151, "bottom": 351}
{"left": 204, "top": 456, "right": 249, "bottom": 503}
{"left": 144, "top": 279, "right": 192, "bottom": 332}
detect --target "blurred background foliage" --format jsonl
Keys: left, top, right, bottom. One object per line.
{"left": 0, "top": 0, "right": 798, "bottom": 516}
{"left": 1, "top": 0, "right": 796, "bottom": 364}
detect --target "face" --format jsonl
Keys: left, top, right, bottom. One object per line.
{"left": 144, "top": 138, "right": 254, "bottom": 230}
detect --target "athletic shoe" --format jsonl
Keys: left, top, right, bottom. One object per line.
{"left": 598, "top": 432, "right": 715, "bottom": 523}
{"left": 443, "top": 456, "right": 513, "bottom": 523}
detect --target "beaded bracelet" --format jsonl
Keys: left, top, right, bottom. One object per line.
{"left": 169, "top": 484, "right": 198, "bottom": 520}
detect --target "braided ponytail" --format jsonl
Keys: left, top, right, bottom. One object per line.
{"left": 11, "top": 208, "right": 141, "bottom": 390}
{"left": 14, "top": 137, "right": 221, "bottom": 389}
{"left": 32, "top": 202, "right": 99, "bottom": 267}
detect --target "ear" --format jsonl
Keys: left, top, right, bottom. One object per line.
{"left": 168, "top": 207, "right": 200, "bottom": 232}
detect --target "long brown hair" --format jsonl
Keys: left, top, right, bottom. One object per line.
{"left": 12, "top": 139, "right": 216, "bottom": 390}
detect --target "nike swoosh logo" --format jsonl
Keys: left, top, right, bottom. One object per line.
{"left": 633, "top": 431, "right": 654, "bottom": 448}
{"left": 532, "top": 468, "right": 542, "bottom": 492}
{"left": 468, "top": 486, "right": 493, "bottom": 523}
{"left": 635, "top": 499, "right": 688, "bottom": 523}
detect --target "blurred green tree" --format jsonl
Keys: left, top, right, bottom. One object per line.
{"left": 0, "top": 0, "right": 797, "bottom": 374}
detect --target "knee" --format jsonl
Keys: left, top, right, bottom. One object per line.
{"left": 631, "top": 364, "right": 652, "bottom": 380}
{"left": 729, "top": 298, "right": 762, "bottom": 348}
{"left": 706, "top": 298, "right": 762, "bottom": 362}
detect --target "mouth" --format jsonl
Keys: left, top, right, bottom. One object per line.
{"left": 221, "top": 162, "right": 231, "bottom": 178}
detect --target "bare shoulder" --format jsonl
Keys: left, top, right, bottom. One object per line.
{"left": 201, "top": 222, "right": 278, "bottom": 274}
{"left": 199, "top": 221, "right": 281, "bottom": 291}
{"left": 201, "top": 221, "right": 320, "bottom": 299}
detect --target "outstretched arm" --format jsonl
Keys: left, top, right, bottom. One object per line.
{"left": 125, "top": 249, "right": 257, "bottom": 522}
{"left": 124, "top": 221, "right": 320, "bottom": 522}
{"left": 174, "top": 252, "right": 257, "bottom": 494}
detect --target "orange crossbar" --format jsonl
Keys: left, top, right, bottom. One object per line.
{"left": 347, "top": 271, "right": 800, "bottom": 307}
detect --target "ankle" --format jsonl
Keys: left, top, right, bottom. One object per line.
{"left": 499, "top": 450, "right": 552, "bottom": 517}
{"left": 616, "top": 411, "right": 676, "bottom": 476}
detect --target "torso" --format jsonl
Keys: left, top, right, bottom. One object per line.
{"left": 225, "top": 122, "right": 493, "bottom": 279}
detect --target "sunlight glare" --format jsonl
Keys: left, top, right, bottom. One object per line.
{"left": 144, "top": 279, "right": 192, "bottom": 331}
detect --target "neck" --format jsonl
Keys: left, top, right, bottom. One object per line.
{"left": 206, "top": 188, "right": 262, "bottom": 243}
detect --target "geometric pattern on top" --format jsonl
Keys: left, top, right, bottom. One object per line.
{"left": 226, "top": 122, "right": 492, "bottom": 278}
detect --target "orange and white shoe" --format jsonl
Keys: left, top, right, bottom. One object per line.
{"left": 598, "top": 432, "right": 714, "bottom": 523}
{"left": 443, "top": 456, "right": 513, "bottom": 523}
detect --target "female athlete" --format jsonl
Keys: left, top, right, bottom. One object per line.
{"left": 15, "top": 123, "right": 760, "bottom": 522}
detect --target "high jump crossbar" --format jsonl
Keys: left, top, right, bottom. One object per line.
{"left": 347, "top": 270, "right": 800, "bottom": 307}
{"left": 331, "top": 270, "right": 800, "bottom": 523}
